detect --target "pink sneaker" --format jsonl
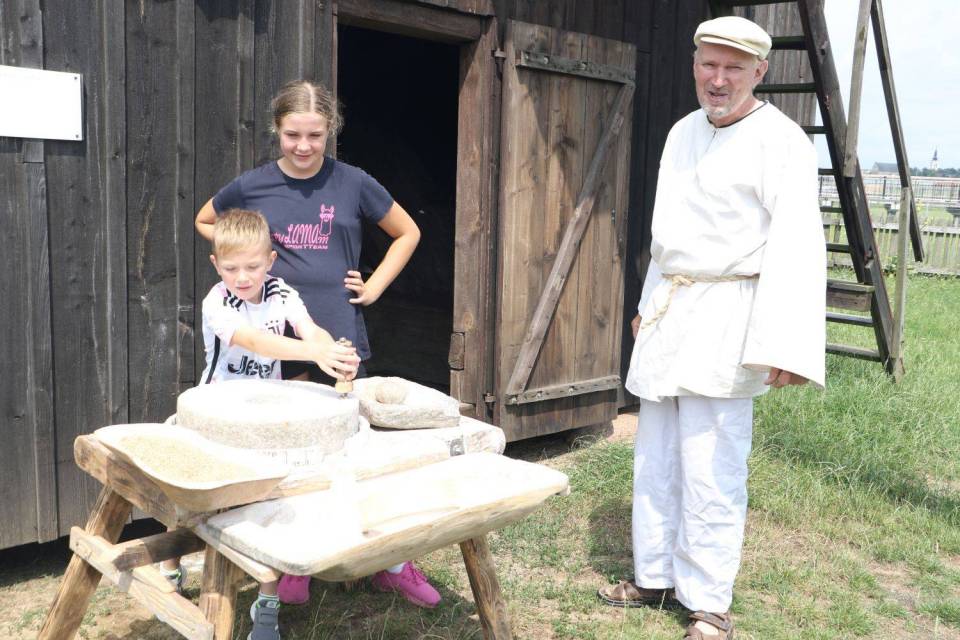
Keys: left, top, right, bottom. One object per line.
{"left": 278, "top": 574, "right": 310, "bottom": 605}
{"left": 371, "top": 562, "right": 441, "bottom": 608}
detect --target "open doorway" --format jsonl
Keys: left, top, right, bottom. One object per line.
{"left": 336, "top": 25, "right": 460, "bottom": 390}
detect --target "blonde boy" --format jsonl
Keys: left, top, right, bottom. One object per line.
{"left": 166, "top": 209, "right": 357, "bottom": 640}
{"left": 201, "top": 208, "right": 358, "bottom": 384}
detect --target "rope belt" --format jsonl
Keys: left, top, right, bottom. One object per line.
{"left": 638, "top": 273, "right": 759, "bottom": 331}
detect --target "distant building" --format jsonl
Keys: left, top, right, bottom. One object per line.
{"left": 930, "top": 148, "right": 939, "bottom": 171}
{"left": 868, "top": 162, "right": 899, "bottom": 175}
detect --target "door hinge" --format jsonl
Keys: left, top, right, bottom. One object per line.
{"left": 493, "top": 48, "right": 506, "bottom": 76}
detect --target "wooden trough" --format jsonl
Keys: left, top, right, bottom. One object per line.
{"left": 38, "top": 418, "right": 566, "bottom": 640}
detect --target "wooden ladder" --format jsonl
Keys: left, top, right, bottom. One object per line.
{"left": 709, "top": 0, "right": 924, "bottom": 379}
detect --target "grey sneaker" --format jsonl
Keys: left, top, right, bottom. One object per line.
{"left": 248, "top": 598, "right": 280, "bottom": 640}
{"left": 161, "top": 566, "right": 186, "bottom": 595}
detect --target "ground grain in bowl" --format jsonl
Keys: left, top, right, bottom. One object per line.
{"left": 119, "top": 435, "right": 253, "bottom": 483}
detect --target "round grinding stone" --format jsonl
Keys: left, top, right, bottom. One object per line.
{"left": 176, "top": 380, "right": 359, "bottom": 454}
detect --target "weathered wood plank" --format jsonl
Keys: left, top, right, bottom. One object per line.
{"left": 38, "top": 489, "right": 133, "bottom": 640}
{"left": 254, "top": 0, "right": 314, "bottom": 166}
{"left": 414, "top": 0, "right": 496, "bottom": 16}
{"left": 176, "top": 0, "right": 198, "bottom": 390}
{"left": 889, "top": 185, "right": 910, "bottom": 372}
{"left": 105, "top": 528, "right": 207, "bottom": 572}
{"left": 126, "top": 0, "right": 191, "bottom": 424}
{"left": 532, "top": 26, "right": 584, "bottom": 431}
{"left": 69, "top": 527, "right": 175, "bottom": 594}
{"left": 70, "top": 527, "right": 215, "bottom": 640}
{"left": 574, "top": 34, "right": 631, "bottom": 423}
{"left": 870, "top": 0, "right": 923, "bottom": 261}
{"left": 566, "top": 26, "right": 603, "bottom": 426}
{"left": 515, "top": 48, "right": 635, "bottom": 84}
{"left": 842, "top": 0, "right": 872, "bottom": 177}
{"left": 460, "top": 536, "right": 513, "bottom": 639}
{"left": 451, "top": 17, "right": 498, "bottom": 417}
{"left": 507, "top": 375, "right": 621, "bottom": 404}
{"left": 338, "top": 0, "right": 484, "bottom": 42}
{"left": 193, "top": 0, "right": 255, "bottom": 378}
{"left": 0, "top": 138, "right": 39, "bottom": 548}
{"left": 609, "top": 37, "right": 633, "bottom": 406}
{"left": 43, "top": 0, "right": 129, "bottom": 537}
{"left": 495, "top": 20, "right": 552, "bottom": 434}
{"left": 193, "top": 524, "right": 282, "bottom": 583}
{"left": 199, "top": 545, "right": 246, "bottom": 640}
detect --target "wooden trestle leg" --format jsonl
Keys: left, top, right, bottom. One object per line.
{"left": 38, "top": 487, "right": 133, "bottom": 640}
{"left": 460, "top": 535, "right": 513, "bottom": 640}
{"left": 199, "top": 544, "right": 246, "bottom": 640}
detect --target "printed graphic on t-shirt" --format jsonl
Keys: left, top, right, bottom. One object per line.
{"left": 273, "top": 204, "right": 335, "bottom": 251}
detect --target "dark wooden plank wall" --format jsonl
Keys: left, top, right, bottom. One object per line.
{"left": 0, "top": 0, "right": 337, "bottom": 548}
{"left": 0, "top": 0, "right": 57, "bottom": 549}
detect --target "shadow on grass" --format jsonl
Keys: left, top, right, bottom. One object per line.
{"left": 0, "top": 518, "right": 166, "bottom": 590}
{"left": 0, "top": 539, "right": 72, "bottom": 590}
{"left": 584, "top": 496, "right": 634, "bottom": 581}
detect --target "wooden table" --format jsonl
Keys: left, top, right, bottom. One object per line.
{"left": 37, "top": 427, "right": 566, "bottom": 640}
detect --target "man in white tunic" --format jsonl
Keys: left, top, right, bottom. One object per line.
{"left": 597, "top": 16, "right": 825, "bottom": 640}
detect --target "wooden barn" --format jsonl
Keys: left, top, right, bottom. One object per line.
{"left": 0, "top": 0, "right": 811, "bottom": 549}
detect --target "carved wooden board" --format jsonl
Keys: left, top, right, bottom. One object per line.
{"left": 199, "top": 453, "right": 568, "bottom": 580}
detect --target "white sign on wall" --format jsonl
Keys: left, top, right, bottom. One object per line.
{"left": 0, "top": 65, "right": 83, "bottom": 142}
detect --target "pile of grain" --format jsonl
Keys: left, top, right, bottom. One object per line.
{"left": 120, "top": 435, "right": 253, "bottom": 484}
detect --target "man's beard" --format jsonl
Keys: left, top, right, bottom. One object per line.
{"left": 702, "top": 103, "right": 732, "bottom": 119}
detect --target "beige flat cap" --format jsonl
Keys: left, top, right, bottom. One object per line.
{"left": 694, "top": 16, "right": 772, "bottom": 60}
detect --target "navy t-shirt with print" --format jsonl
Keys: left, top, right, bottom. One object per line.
{"left": 212, "top": 158, "right": 393, "bottom": 359}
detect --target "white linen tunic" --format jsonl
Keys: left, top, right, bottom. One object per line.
{"left": 625, "top": 103, "right": 826, "bottom": 401}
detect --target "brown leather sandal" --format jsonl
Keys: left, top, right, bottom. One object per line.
{"left": 597, "top": 580, "right": 683, "bottom": 609}
{"left": 684, "top": 611, "right": 734, "bottom": 639}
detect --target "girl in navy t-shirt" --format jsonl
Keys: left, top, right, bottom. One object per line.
{"left": 194, "top": 80, "right": 438, "bottom": 619}
{"left": 195, "top": 80, "right": 421, "bottom": 376}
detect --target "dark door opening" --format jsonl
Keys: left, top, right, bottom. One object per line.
{"left": 336, "top": 25, "right": 459, "bottom": 391}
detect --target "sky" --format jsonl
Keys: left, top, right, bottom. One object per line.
{"left": 820, "top": 0, "right": 958, "bottom": 169}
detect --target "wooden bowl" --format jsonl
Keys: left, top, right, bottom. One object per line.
{"left": 93, "top": 423, "right": 290, "bottom": 512}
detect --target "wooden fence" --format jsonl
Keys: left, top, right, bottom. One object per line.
{"left": 824, "top": 216, "right": 960, "bottom": 275}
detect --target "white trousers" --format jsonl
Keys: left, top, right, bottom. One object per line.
{"left": 632, "top": 395, "right": 753, "bottom": 613}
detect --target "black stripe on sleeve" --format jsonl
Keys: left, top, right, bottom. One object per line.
{"left": 205, "top": 336, "right": 221, "bottom": 384}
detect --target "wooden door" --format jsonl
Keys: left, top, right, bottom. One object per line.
{"left": 495, "top": 20, "right": 635, "bottom": 441}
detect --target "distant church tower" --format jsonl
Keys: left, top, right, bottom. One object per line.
{"left": 930, "top": 148, "right": 939, "bottom": 171}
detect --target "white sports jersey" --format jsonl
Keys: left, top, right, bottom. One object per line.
{"left": 200, "top": 276, "right": 310, "bottom": 383}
